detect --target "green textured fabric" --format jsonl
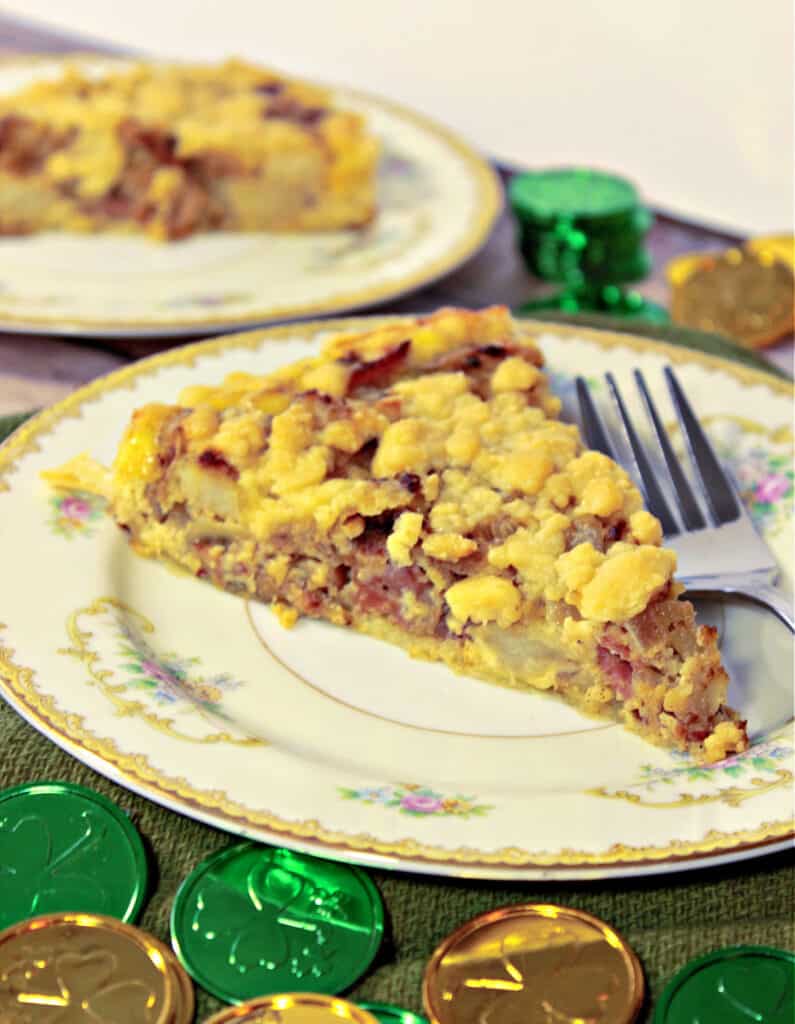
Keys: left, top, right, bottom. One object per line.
{"left": 0, "top": 409, "right": 37, "bottom": 440}
{"left": 0, "top": 327, "right": 793, "bottom": 1024}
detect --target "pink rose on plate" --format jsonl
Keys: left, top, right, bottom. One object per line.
{"left": 400, "top": 794, "right": 443, "bottom": 814}
{"left": 61, "top": 495, "right": 91, "bottom": 520}
{"left": 754, "top": 474, "right": 790, "bottom": 504}
{"left": 141, "top": 659, "right": 180, "bottom": 688}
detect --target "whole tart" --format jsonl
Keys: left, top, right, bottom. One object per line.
{"left": 46, "top": 306, "right": 747, "bottom": 762}
{"left": 0, "top": 58, "right": 378, "bottom": 240}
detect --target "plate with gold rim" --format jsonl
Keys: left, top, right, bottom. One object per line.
{"left": 0, "top": 317, "right": 792, "bottom": 880}
{"left": 0, "top": 57, "right": 500, "bottom": 338}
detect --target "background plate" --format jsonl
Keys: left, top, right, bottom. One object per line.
{"left": 0, "top": 317, "right": 792, "bottom": 879}
{"left": 0, "top": 58, "right": 500, "bottom": 337}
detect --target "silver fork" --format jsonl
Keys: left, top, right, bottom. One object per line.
{"left": 575, "top": 366, "right": 794, "bottom": 632}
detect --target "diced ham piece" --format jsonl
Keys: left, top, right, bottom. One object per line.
{"left": 597, "top": 644, "right": 633, "bottom": 700}
{"left": 355, "top": 565, "right": 428, "bottom": 618}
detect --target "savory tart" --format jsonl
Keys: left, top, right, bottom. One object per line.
{"left": 0, "top": 59, "right": 378, "bottom": 240}
{"left": 46, "top": 307, "right": 747, "bottom": 761}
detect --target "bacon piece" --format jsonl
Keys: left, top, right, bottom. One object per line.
{"left": 345, "top": 341, "right": 411, "bottom": 394}
{"left": 118, "top": 120, "right": 179, "bottom": 164}
{"left": 198, "top": 449, "right": 239, "bottom": 479}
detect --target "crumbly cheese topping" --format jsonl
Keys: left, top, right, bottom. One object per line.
{"left": 386, "top": 512, "right": 423, "bottom": 566}
{"left": 108, "top": 307, "right": 672, "bottom": 626}
{"left": 555, "top": 542, "right": 676, "bottom": 621}
{"left": 445, "top": 576, "right": 521, "bottom": 630}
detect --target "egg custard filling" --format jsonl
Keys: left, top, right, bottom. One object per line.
{"left": 46, "top": 307, "right": 748, "bottom": 762}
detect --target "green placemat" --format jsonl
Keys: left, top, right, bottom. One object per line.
{"left": 1, "top": 326, "right": 793, "bottom": 1024}
{"left": 0, "top": 409, "right": 37, "bottom": 440}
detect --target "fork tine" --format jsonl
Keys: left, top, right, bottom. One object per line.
{"left": 664, "top": 367, "right": 740, "bottom": 525}
{"left": 575, "top": 377, "right": 616, "bottom": 458}
{"left": 605, "top": 373, "right": 680, "bottom": 536}
{"left": 633, "top": 370, "right": 707, "bottom": 531}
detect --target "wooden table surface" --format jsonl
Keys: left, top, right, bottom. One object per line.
{"left": 0, "top": 11, "right": 792, "bottom": 417}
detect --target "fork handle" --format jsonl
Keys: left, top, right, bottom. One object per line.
{"left": 682, "top": 578, "right": 794, "bottom": 633}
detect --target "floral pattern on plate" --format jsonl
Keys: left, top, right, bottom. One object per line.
{"left": 60, "top": 597, "right": 262, "bottom": 746}
{"left": 722, "top": 444, "right": 793, "bottom": 534}
{"left": 637, "top": 737, "right": 793, "bottom": 787}
{"left": 680, "top": 414, "right": 794, "bottom": 538}
{"left": 588, "top": 730, "right": 794, "bottom": 809}
{"left": 48, "top": 489, "right": 106, "bottom": 539}
{"left": 160, "top": 291, "right": 255, "bottom": 310}
{"left": 116, "top": 615, "right": 242, "bottom": 713}
{"left": 339, "top": 782, "right": 493, "bottom": 819}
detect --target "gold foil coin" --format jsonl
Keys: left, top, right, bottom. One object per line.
{"left": 203, "top": 992, "right": 381, "bottom": 1023}
{"left": 668, "top": 246, "right": 794, "bottom": 348}
{"left": 747, "top": 234, "right": 795, "bottom": 271}
{"left": 148, "top": 933, "right": 195, "bottom": 1024}
{"left": 665, "top": 251, "right": 707, "bottom": 288}
{"left": 0, "top": 911, "right": 176, "bottom": 1024}
{"left": 422, "top": 903, "right": 644, "bottom": 1024}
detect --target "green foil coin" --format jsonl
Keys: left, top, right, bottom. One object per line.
{"left": 654, "top": 945, "right": 795, "bottom": 1024}
{"left": 509, "top": 167, "right": 657, "bottom": 316}
{"left": 0, "top": 781, "right": 148, "bottom": 928}
{"left": 170, "top": 841, "right": 385, "bottom": 1004}
{"left": 509, "top": 168, "right": 640, "bottom": 226}
{"left": 359, "top": 1002, "right": 429, "bottom": 1024}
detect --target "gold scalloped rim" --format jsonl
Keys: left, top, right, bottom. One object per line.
{"left": 0, "top": 315, "right": 792, "bottom": 872}
{"left": 0, "top": 55, "right": 501, "bottom": 334}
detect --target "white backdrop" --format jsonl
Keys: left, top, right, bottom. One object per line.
{"left": 5, "top": 0, "right": 794, "bottom": 234}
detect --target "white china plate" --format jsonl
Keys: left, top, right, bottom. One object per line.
{"left": 0, "top": 58, "right": 500, "bottom": 337}
{"left": 0, "top": 318, "right": 792, "bottom": 879}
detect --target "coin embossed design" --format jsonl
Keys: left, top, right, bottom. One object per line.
{"left": 0, "top": 782, "right": 148, "bottom": 930}
{"left": 654, "top": 945, "right": 795, "bottom": 1024}
{"left": 170, "top": 842, "right": 384, "bottom": 1004}
{"left": 202, "top": 991, "right": 382, "bottom": 1023}
{"left": 423, "top": 903, "right": 644, "bottom": 1024}
{"left": 0, "top": 912, "right": 175, "bottom": 1023}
